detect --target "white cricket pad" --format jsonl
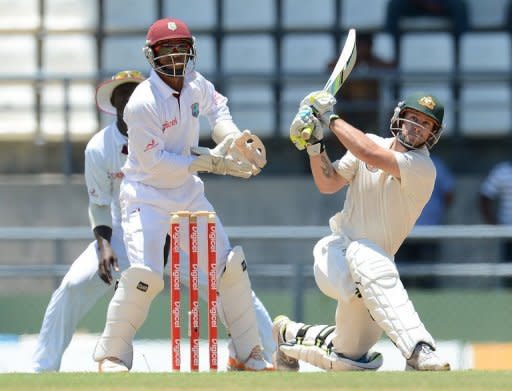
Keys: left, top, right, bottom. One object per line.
{"left": 218, "top": 246, "right": 262, "bottom": 362}
{"left": 346, "top": 239, "right": 435, "bottom": 358}
{"left": 93, "top": 266, "right": 164, "bottom": 369}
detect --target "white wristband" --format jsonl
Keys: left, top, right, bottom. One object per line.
{"left": 306, "top": 141, "right": 325, "bottom": 156}
{"left": 211, "top": 120, "right": 241, "bottom": 144}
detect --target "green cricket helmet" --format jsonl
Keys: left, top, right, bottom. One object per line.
{"left": 390, "top": 92, "right": 444, "bottom": 150}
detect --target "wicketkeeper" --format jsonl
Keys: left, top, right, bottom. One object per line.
{"left": 93, "top": 18, "right": 273, "bottom": 372}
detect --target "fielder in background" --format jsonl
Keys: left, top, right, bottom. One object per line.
{"left": 273, "top": 91, "right": 450, "bottom": 371}
{"left": 32, "top": 70, "right": 145, "bottom": 373}
{"left": 93, "top": 18, "right": 272, "bottom": 372}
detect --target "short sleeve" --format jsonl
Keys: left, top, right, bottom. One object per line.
{"left": 333, "top": 150, "right": 359, "bottom": 182}
{"left": 395, "top": 151, "right": 435, "bottom": 203}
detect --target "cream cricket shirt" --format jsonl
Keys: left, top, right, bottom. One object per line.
{"left": 122, "top": 69, "right": 233, "bottom": 190}
{"left": 330, "top": 134, "right": 435, "bottom": 256}
{"left": 84, "top": 122, "right": 127, "bottom": 228}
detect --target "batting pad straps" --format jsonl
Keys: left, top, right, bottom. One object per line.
{"left": 295, "top": 324, "right": 312, "bottom": 344}
{"left": 93, "top": 266, "right": 164, "bottom": 369}
{"left": 346, "top": 239, "right": 435, "bottom": 359}
{"left": 212, "top": 120, "right": 241, "bottom": 145}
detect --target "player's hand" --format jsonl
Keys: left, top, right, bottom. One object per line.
{"left": 289, "top": 105, "right": 324, "bottom": 150}
{"left": 225, "top": 130, "right": 266, "bottom": 175}
{"left": 97, "top": 242, "right": 119, "bottom": 285}
{"left": 300, "top": 91, "right": 338, "bottom": 127}
{"left": 189, "top": 137, "right": 253, "bottom": 178}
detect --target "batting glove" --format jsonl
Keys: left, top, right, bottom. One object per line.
{"left": 300, "top": 91, "right": 339, "bottom": 127}
{"left": 290, "top": 105, "right": 325, "bottom": 151}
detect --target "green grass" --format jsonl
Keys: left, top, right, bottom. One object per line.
{"left": 0, "top": 371, "right": 511, "bottom": 391}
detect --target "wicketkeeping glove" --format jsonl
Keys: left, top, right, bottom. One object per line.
{"left": 189, "top": 137, "right": 253, "bottom": 178}
{"left": 224, "top": 129, "right": 267, "bottom": 175}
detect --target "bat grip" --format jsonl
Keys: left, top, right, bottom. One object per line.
{"left": 301, "top": 126, "right": 313, "bottom": 141}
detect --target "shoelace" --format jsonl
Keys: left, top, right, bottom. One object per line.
{"left": 420, "top": 344, "right": 433, "bottom": 355}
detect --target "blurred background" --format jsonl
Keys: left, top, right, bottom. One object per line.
{"left": 0, "top": 0, "right": 511, "bottom": 371}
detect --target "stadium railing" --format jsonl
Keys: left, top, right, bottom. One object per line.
{"left": 1, "top": 225, "right": 511, "bottom": 320}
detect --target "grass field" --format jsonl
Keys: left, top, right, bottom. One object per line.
{"left": 0, "top": 371, "right": 511, "bottom": 391}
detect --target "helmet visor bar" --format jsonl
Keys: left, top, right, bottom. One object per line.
{"left": 391, "top": 117, "right": 441, "bottom": 150}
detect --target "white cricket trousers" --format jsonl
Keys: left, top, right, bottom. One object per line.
{"left": 32, "top": 228, "right": 128, "bottom": 372}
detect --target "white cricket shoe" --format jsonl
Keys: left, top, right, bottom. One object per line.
{"left": 272, "top": 315, "right": 300, "bottom": 372}
{"left": 98, "top": 357, "right": 129, "bottom": 373}
{"left": 227, "top": 346, "right": 274, "bottom": 371}
{"left": 406, "top": 343, "right": 450, "bottom": 371}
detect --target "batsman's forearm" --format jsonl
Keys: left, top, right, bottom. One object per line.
{"left": 309, "top": 152, "right": 346, "bottom": 194}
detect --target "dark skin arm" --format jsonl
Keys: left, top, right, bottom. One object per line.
{"left": 479, "top": 194, "right": 497, "bottom": 224}
{"left": 94, "top": 225, "right": 119, "bottom": 285}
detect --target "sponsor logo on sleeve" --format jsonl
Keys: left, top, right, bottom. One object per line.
{"left": 108, "top": 171, "right": 124, "bottom": 180}
{"left": 144, "top": 138, "right": 159, "bottom": 152}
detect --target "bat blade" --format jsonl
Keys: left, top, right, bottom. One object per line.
{"left": 300, "top": 29, "right": 357, "bottom": 141}
{"left": 324, "top": 28, "right": 357, "bottom": 96}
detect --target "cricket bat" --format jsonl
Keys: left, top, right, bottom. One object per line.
{"left": 301, "top": 28, "right": 357, "bottom": 140}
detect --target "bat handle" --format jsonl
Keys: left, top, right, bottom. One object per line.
{"left": 301, "top": 127, "right": 312, "bottom": 141}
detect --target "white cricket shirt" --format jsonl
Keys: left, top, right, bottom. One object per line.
{"left": 122, "top": 69, "right": 233, "bottom": 190}
{"left": 330, "top": 134, "right": 435, "bottom": 256}
{"left": 84, "top": 122, "right": 127, "bottom": 228}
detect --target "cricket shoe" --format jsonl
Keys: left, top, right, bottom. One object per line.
{"left": 98, "top": 357, "right": 129, "bottom": 373}
{"left": 227, "top": 345, "right": 274, "bottom": 371}
{"left": 272, "top": 315, "right": 299, "bottom": 371}
{"left": 406, "top": 342, "right": 450, "bottom": 371}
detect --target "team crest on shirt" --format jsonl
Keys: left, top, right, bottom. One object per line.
{"left": 191, "top": 102, "right": 199, "bottom": 117}
{"left": 365, "top": 163, "right": 379, "bottom": 173}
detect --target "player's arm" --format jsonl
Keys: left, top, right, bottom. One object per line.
{"left": 302, "top": 91, "right": 401, "bottom": 179}
{"left": 479, "top": 194, "right": 497, "bottom": 224}
{"left": 202, "top": 79, "right": 266, "bottom": 175}
{"left": 89, "top": 203, "right": 118, "bottom": 285}
{"left": 85, "top": 146, "right": 118, "bottom": 285}
{"left": 309, "top": 151, "right": 348, "bottom": 194}
{"left": 289, "top": 104, "right": 347, "bottom": 194}
{"left": 329, "top": 118, "right": 401, "bottom": 179}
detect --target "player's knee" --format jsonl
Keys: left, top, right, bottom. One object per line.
{"left": 313, "top": 262, "right": 343, "bottom": 301}
{"left": 313, "top": 236, "right": 356, "bottom": 302}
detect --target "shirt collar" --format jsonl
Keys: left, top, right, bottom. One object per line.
{"left": 149, "top": 69, "right": 185, "bottom": 98}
